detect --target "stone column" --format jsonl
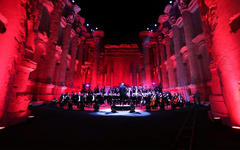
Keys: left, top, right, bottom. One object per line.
{"left": 98, "top": 54, "right": 105, "bottom": 87}
{"left": 172, "top": 25, "right": 188, "bottom": 87}
{"left": 65, "top": 33, "right": 79, "bottom": 88}
{"left": 107, "top": 63, "right": 111, "bottom": 86}
{"left": 192, "top": 34, "right": 211, "bottom": 82}
{"left": 182, "top": 10, "right": 202, "bottom": 85}
{"left": 5, "top": 58, "right": 37, "bottom": 126}
{"left": 139, "top": 31, "right": 153, "bottom": 88}
{"left": 32, "top": 1, "right": 65, "bottom": 101}
{"left": 159, "top": 43, "right": 169, "bottom": 89}
{"left": 165, "top": 35, "right": 177, "bottom": 88}
{"left": 54, "top": 23, "right": 72, "bottom": 86}
{"left": 52, "top": 14, "right": 74, "bottom": 98}
{"left": 25, "top": 0, "right": 45, "bottom": 53}
{"left": 192, "top": 33, "right": 212, "bottom": 103}
{"left": 74, "top": 36, "right": 86, "bottom": 89}
{"left": 155, "top": 45, "right": 160, "bottom": 66}
{"left": 92, "top": 30, "right": 104, "bottom": 89}
{"left": 172, "top": 24, "right": 190, "bottom": 101}
{"left": 152, "top": 43, "right": 160, "bottom": 85}
{"left": 110, "top": 69, "right": 114, "bottom": 87}
{"left": 132, "top": 65, "right": 137, "bottom": 86}
{"left": 198, "top": 0, "right": 240, "bottom": 126}
{"left": 152, "top": 43, "right": 158, "bottom": 67}
{"left": 155, "top": 45, "right": 162, "bottom": 84}
{"left": 144, "top": 44, "right": 153, "bottom": 88}
{"left": 0, "top": 0, "right": 31, "bottom": 122}
{"left": 37, "top": 1, "right": 65, "bottom": 83}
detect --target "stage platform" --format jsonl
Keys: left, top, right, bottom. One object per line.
{"left": 114, "top": 105, "right": 131, "bottom": 111}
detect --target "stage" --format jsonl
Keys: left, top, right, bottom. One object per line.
{"left": 0, "top": 104, "right": 239, "bottom": 150}
{"left": 90, "top": 108, "right": 151, "bottom": 117}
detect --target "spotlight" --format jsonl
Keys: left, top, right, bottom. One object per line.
{"left": 147, "top": 28, "right": 149, "bottom": 30}
{"left": 154, "top": 24, "right": 157, "bottom": 27}
{"left": 170, "top": 1, "right": 173, "bottom": 4}
{"left": 95, "top": 27, "right": 98, "bottom": 30}
{"left": 232, "top": 126, "right": 240, "bottom": 130}
{"left": 0, "top": 126, "right": 5, "bottom": 130}
{"left": 28, "top": 115, "right": 35, "bottom": 119}
{"left": 213, "top": 117, "right": 221, "bottom": 120}
{"left": 72, "top": 0, "right": 75, "bottom": 3}
{"left": 150, "top": 30, "right": 153, "bottom": 32}
{"left": 86, "top": 84, "right": 91, "bottom": 88}
{"left": 86, "top": 23, "right": 89, "bottom": 27}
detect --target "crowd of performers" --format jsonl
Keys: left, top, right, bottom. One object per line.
{"left": 55, "top": 83, "right": 194, "bottom": 112}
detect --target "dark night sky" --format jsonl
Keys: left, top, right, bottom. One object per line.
{"left": 75, "top": 0, "right": 170, "bottom": 44}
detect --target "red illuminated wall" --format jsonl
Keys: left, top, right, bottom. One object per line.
{"left": 0, "top": 0, "right": 90, "bottom": 126}
{"left": 0, "top": 0, "right": 240, "bottom": 128}
{"left": 0, "top": 0, "right": 32, "bottom": 125}
{"left": 101, "top": 44, "right": 144, "bottom": 87}
{"left": 198, "top": 0, "right": 240, "bottom": 126}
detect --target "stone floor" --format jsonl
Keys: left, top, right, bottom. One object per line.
{"left": 0, "top": 104, "right": 239, "bottom": 150}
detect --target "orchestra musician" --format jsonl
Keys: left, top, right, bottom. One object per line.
{"left": 56, "top": 84, "right": 188, "bottom": 111}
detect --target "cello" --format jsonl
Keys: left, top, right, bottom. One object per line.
{"left": 150, "top": 94, "right": 157, "bottom": 107}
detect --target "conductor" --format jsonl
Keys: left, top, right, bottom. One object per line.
{"left": 119, "top": 83, "right": 127, "bottom": 105}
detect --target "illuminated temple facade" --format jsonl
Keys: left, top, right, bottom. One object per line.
{"left": 1, "top": 0, "right": 240, "bottom": 127}
{"left": 141, "top": 0, "right": 211, "bottom": 106}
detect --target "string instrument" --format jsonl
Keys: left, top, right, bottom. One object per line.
{"left": 169, "top": 97, "right": 174, "bottom": 105}
{"left": 174, "top": 97, "right": 179, "bottom": 104}
{"left": 150, "top": 95, "right": 157, "bottom": 107}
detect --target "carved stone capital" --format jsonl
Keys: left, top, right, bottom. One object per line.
{"left": 41, "top": 0, "right": 54, "bottom": 13}
{"left": 158, "top": 14, "right": 169, "bottom": 24}
{"left": 36, "top": 32, "right": 48, "bottom": 44}
{"left": 162, "top": 27, "right": 170, "bottom": 35}
{"left": 70, "top": 29, "right": 77, "bottom": 38}
{"left": 92, "top": 30, "right": 104, "bottom": 39}
{"left": 66, "top": 15, "right": 74, "bottom": 24}
{"left": 169, "top": 16, "right": 177, "bottom": 25}
{"left": 60, "top": 16, "right": 67, "bottom": 28}
{"left": 164, "top": 4, "right": 173, "bottom": 14}
{"left": 179, "top": 0, "right": 191, "bottom": 11}
{"left": 198, "top": 0, "right": 218, "bottom": 50}
{"left": 55, "top": 45, "right": 62, "bottom": 64}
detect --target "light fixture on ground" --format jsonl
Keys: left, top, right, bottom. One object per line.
{"left": 0, "top": 126, "right": 5, "bottom": 130}
{"left": 213, "top": 117, "right": 221, "bottom": 120}
{"left": 232, "top": 126, "right": 240, "bottom": 130}
{"left": 28, "top": 115, "right": 35, "bottom": 119}
{"left": 90, "top": 108, "right": 151, "bottom": 117}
